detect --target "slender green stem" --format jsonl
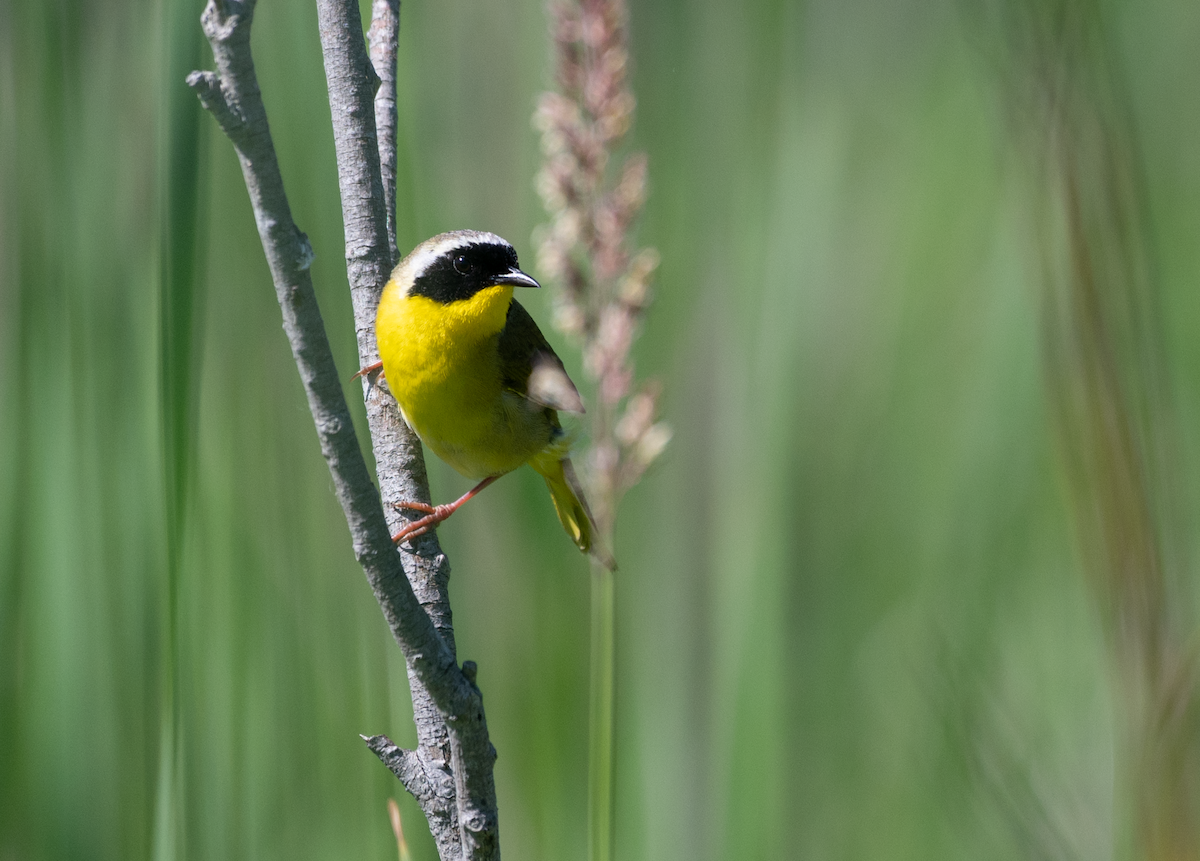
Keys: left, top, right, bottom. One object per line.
{"left": 588, "top": 560, "right": 616, "bottom": 861}
{"left": 155, "top": 0, "right": 206, "bottom": 856}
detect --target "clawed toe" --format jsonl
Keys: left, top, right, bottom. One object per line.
{"left": 394, "top": 499, "right": 436, "bottom": 516}
{"left": 389, "top": 477, "right": 500, "bottom": 546}
{"left": 391, "top": 505, "right": 453, "bottom": 544}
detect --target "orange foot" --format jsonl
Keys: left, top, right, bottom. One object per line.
{"left": 352, "top": 360, "right": 384, "bottom": 382}
{"left": 392, "top": 476, "right": 499, "bottom": 543}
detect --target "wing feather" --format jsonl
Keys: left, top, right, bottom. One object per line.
{"left": 498, "top": 300, "right": 585, "bottom": 414}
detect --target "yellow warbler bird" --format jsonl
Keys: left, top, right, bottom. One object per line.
{"left": 368, "top": 230, "right": 611, "bottom": 568}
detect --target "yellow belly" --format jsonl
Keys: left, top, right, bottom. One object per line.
{"left": 376, "top": 285, "right": 554, "bottom": 480}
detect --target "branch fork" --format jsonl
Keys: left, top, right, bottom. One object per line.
{"left": 188, "top": 0, "right": 501, "bottom": 857}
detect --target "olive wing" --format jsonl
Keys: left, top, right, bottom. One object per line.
{"left": 499, "top": 299, "right": 585, "bottom": 414}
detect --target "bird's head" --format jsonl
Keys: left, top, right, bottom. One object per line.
{"left": 394, "top": 230, "right": 540, "bottom": 304}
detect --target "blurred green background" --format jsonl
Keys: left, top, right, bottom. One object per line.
{"left": 4, "top": 0, "right": 1200, "bottom": 859}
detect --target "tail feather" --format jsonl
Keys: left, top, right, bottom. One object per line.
{"left": 530, "top": 454, "right": 616, "bottom": 570}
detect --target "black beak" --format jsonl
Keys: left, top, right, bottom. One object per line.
{"left": 491, "top": 267, "right": 541, "bottom": 289}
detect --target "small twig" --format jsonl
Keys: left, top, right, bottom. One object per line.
{"left": 189, "top": 1, "right": 500, "bottom": 858}
{"left": 368, "top": 0, "right": 400, "bottom": 264}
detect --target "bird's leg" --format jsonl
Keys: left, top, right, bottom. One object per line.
{"left": 351, "top": 360, "right": 384, "bottom": 382}
{"left": 392, "top": 476, "right": 499, "bottom": 543}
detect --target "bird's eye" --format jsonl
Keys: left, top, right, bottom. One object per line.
{"left": 453, "top": 254, "right": 473, "bottom": 275}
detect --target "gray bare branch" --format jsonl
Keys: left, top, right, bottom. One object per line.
{"left": 189, "top": 0, "right": 501, "bottom": 857}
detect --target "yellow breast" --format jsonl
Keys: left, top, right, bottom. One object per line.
{"left": 376, "top": 282, "right": 550, "bottom": 479}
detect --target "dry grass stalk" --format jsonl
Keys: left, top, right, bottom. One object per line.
{"left": 533, "top": 0, "right": 669, "bottom": 537}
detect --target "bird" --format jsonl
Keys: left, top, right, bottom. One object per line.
{"left": 364, "top": 230, "right": 612, "bottom": 568}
